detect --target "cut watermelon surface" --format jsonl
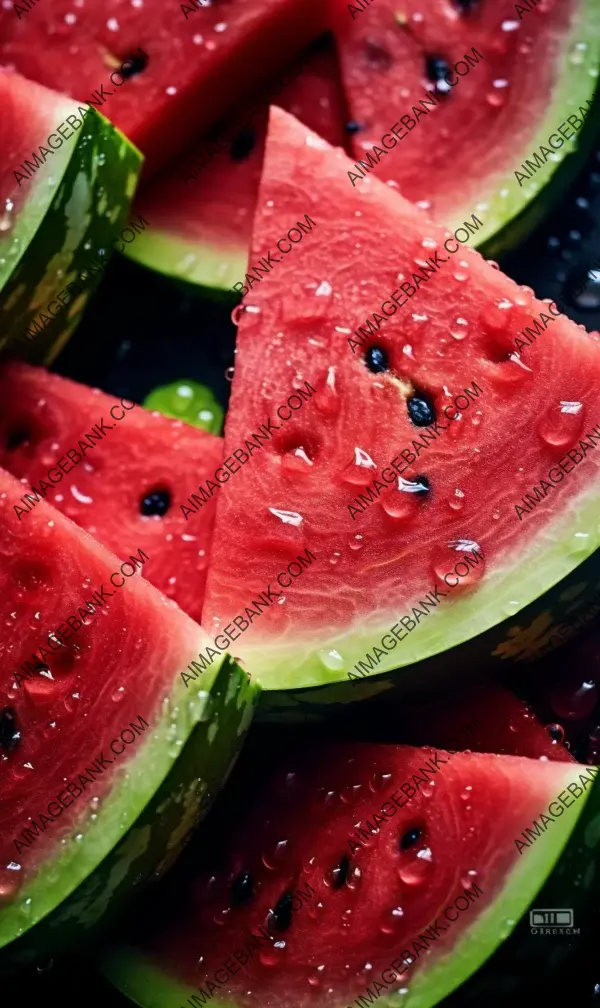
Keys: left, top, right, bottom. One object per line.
{"left": 0, "top": 70, "right": 141, "bottom": 362}
{"left": 101, "top": 741, "right": 599, "bottom": 1008}
{"left": 0, "top": 0, "right": 329, "bottom": 175}
{"left": 0, "top": 467, "right": 258, "bottom": 967}
{"left": 346, "top": 683, "right": 575, "bottom": 762}
{"left": 126, "top": 41, "right": 348, "bottom": 288}
{"left": 333, "top": 0, "right": 600, "bottom": 252}
{"left": 0, "top": 363, "right": 222, "bottom": 624}
{"left": 201, "top": 107, "right": 600, "bottom": 711}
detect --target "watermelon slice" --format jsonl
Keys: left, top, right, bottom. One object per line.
{"left": 0, "top": 0, "right": 329, "bottom": 175}
{"left": 101, "top": 740, "right": 599, "bottom": 1008}
{"left": 332, "top": 0, "right": 600, "bottom": 253}
{"left": 0, "top": 466, "right": 258, "bottom": 969}
{"left": 124, "top": 41, "right": 348, "bottom": 289}
{"left": 0, "top": 362, "right": 223, "bottom": 623}
{"left": 200, "top": 107, "right": 600, "bottom": 714}
{"left": 347, "top": 683, "right": 575, "bottom": 762}
{"left": 0, "top": 70, "right": 141, "bottom": 363}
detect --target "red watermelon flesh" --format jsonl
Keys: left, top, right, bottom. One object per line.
{"left": 398, "top": 684, "right": 575, "bottom": 762}
{"left": 0, "top": 362, "right": 222, "bottom": 623}
{"left": 126, "top": 42, "right": 348, "bottom": 288}
{"left": 0, "top": 465, "right": 255, "bottom": 953}
{"left": 332, "top": 0, "right": 597, "bottom": 248}
{"left": 102, "top": 741, "right": 593, "bottom": 1008}
{"left": 0, "top": 0, "right": 328, "bottom": 175}
{"left": 201, "top": 106, "right": 600, "bottom": 693}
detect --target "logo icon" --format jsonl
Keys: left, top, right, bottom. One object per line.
{"left": 529, "top": 909, "right": 573, "bottom": 927}
{"left": 529, "top": 909, "right": 578, "bottom": 934}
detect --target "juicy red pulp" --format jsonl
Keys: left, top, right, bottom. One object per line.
{"left": 146, "top": 742, "right": 568, "bottom": 1007}
{"left": 0, "top": 362, "right": 223, "bottom": 623}
{"left": 333, "top": 0, "right": 577, "bottom": 223}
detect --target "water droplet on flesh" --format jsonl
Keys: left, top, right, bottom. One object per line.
{"left": 537, "top": 401, "right": 584, "bottom": 448}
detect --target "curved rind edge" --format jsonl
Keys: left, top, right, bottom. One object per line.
{"left": 0, "top": 653, "right": 259, "bottom": 972}
{"left": 98, "top": 767, "right": 599, "bottom": 1008}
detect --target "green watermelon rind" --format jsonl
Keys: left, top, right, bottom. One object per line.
{"left": 397, "top": 764, "right": 598, "bottom": 1008}
{"left": 0, "top": 106, "right": 142, "bottom": 365}
{"left": 98, "top": 765, "right": 599, "bottom": 1008}
{"left": 468, "top": 0, "right": 600, "bottom": 253}
{"left": 123, "top": 225, "right": 249, "bottom": 292}
{"left": 251, "top": 469, "right": 600, "bottom": 704}
{"left": 0, "top": 650, "right": 259, "bottom": 971}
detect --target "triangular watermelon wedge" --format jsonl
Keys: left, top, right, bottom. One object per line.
{"left": 0, "top": 467, "right": 258, "bottom": 968}
{"left": 100, "top": 740, "right": 600, "bottom": 1008}
{"left": 124, "top": 41, "right": 349, "bottom": 289}
{"left": 199, "top": 107, "right": 600, "bottom": 711}
{"left": 0, "top": 362, "right": 223, "bottom": 623}
{"left": 0, "top": 0, "right": 329, "bottom": 175}
{"left": 331, "top": 0, "right": 600, "bottom": 253}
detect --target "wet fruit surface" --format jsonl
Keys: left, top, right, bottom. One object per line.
{"left": 0, "top": 363, "right": 223, "bottom": 622}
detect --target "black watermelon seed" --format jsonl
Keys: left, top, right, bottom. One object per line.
{"left": 407, "top": 395, "right": 436, "bottom": 427}
{"left": 229, "top": 129, "right": 257, "bottom": 162}
{"left": 6, "top": 428, "right": 29, "bottom": 452}
{"left": 306, "top": 31, "right": 333, "bottom": 56}
{"left": 426, "top": 55, "right": 452, "bottom": 94}
{"left": 332, "top": 853, "right": 351, "bottom": 889}
{"left": 413, "top": 475, "right": 431, "bottom": 495}
{"left": 400, "top": 826, "right": 422, "bottom": 851}
{"left": 120, "top": 51, "right": 148, "bottom": 79}
{"left": 231, "top": 871, "right": 254, "bottom": 906}
{"left": 345, "top": 120, "right": 366, "bottom": 134}
{"left": 269, "top": 890, "right": 294, "bottom": 931}
{"left": 0, "top": 708, "right": 20, "bottom": 752}
{"left": 365, "top": 346, "right": 390, "bottom": 373}
{"left": 140, "top": 489, "right": 171, "bottom": 517}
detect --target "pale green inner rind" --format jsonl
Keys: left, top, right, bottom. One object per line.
{"left": 455, "top": 0, "right": 600, "bottom": 248}
{"left": 0, "top": 94, "right": 79, "bottom": 291}
{"left": 101, "top": 769, "right": 596, "bottom": 1008}
{"left": 124, "top": 227, "right": 248, "bottom": 291}
{"left": 101, "top": 951, "right": 239, "bottom": 1008}
{"left": 0, "top": 641, "right": 250, "bottom": 952}
{"left": 250, "top": 466, "right": 600, "bottom": 692}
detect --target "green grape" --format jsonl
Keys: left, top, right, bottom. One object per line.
{"left": 143, "top": 380, "right": 224, "bottom": 435}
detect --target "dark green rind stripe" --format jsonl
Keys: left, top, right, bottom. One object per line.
{"left": 0, "top": 656, "right": 259, "bottom": 974}
{"left": 0, "top": 110, "right": 141, "bottom": 365}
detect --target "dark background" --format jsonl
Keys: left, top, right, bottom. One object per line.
{"left": 4, "top": 128, "right": 600, "bottom": 1008}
